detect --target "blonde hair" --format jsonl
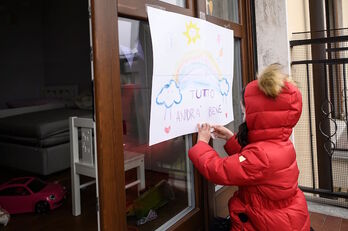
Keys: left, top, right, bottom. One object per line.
{"left": 257, "top": 63, "right": 295, "bottom": 98}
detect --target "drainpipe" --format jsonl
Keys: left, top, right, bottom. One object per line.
{"left": 308, "top": 0, "right": 333, "bottom": 191}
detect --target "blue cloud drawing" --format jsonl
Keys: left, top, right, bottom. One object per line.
{"left": 219, "top": 78, "right": 230, "bottom": 96}
{"left": 156, "top": 80, "right": 182, "bottom": 108}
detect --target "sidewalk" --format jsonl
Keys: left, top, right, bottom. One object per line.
{"left": 310, "top": 212, "right": 348, "bottom": 231}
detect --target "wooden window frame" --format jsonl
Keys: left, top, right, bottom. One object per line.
{"left": 91, "top": 0, "right": 127, "bottom": 230}
{"left": 118, "top": 0, "right": 196, "bottom": 19}
{"left": 91, "top": 0, "right": 255, "bottom": 230}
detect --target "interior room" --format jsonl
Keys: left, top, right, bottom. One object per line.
{"left": 0, "top": 1, "right": 194, "bottom": 231}
{"left": 0, "top": 0, "right": 97, "bottom": 230}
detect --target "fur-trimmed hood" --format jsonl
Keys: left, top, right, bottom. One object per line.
{"left": 244, "top": 67, "right": 302, "bottom": 143}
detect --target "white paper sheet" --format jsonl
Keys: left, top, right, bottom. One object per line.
{"left": 148, "top": 7, "right": 234, "bottom": 145}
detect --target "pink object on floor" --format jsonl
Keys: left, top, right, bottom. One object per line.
{"left": 0, "top": 177, "right": 66, "bottom": 214}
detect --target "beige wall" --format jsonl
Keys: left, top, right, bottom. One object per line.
{"left": 287, "top": 0, "right": 348, "bottom": 192}
{"left": 287, "top": 0, "right": 318, "bottom": 188}
{"left": 255, "top": 0, "right": 318, "bottom": 188}
{"left": 287, "top": 0, "right": 310, "bottom": 40}
{"left": 290, "top": 64, "right": 318, "bottom": 188}
{"left": 253, "top": 0, "right": 317, "bottom": 188}
{"left": 342, "top": 0, "right": 348, "bottom": 27}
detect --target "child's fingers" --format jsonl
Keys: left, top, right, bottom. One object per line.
{"left": 200, "top": 123, "right": 207, "bottom": 129}
{"left": 213, "top": 132, "right": 224, "bottom": 139}
{"left": 213, "top": 125, "right": 223, "bottom": 132}
{"left": 203, "top": 123, "right": 211, "bottom": 131}
{"left": 197, "top": 123, "right": 201, "bottom": 131}
{"left": 213, "top": 126, "right": 224, "bottom": 135}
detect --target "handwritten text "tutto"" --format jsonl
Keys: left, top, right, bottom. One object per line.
{"left": 190, "top": 89, "right": 215, "bottom": 99}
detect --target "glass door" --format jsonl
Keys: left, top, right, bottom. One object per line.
{"left": 118, "top": 17, "right": 196, "bottom": 230}
{"left": 91, "top": 0, "right": 255, "bottom": 230}
{"left": 196, "top": 0, "right": 256, "bottom": 221}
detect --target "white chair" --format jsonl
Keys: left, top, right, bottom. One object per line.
{"left": 69, "top": 117, "right": 146, "bottom": 217}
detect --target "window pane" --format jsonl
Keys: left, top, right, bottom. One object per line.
{"left": 0, "top": 188, "right": 14, "bottom": 196}
{"left": 213, "top": 39, "right": 242, "bottom": 176}
{"left": 16, "top": 187, "right": 30, "bottom": 196}
{"left": 27, "top": 179, "right": 46, "bottom": 193}
{"left": 118, "top": 17, "right": 195, "bottom": 231}
{"left": 159, "top": 0, "right": 186, "bottom": 7}
{"left": 206, "top": 0, "right": 239, "bottom": 23}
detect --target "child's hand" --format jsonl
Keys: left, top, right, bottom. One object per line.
{"left": 212, "top": 125, "right": 234, "bottom": 141}
{"left": 197, "top": 123, "right": 211, "bottom": 143}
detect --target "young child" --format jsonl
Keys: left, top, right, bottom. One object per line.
{"left": 189, "top": 64, "right": 310, "bottom": 230}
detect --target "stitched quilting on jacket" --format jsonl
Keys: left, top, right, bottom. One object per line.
{"left": 189, "top": 80, "right": 310, "bottom": 231}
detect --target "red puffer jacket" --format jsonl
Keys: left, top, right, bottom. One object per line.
{"left": 189, "top": 80, "right": 310, "bottom": 230}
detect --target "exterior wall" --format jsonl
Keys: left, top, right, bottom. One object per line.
{"left": 254, "top": 0, "right": 290, "bottom": 74}
{"left": 291, "top": 64, "right": 318, "bottom": 188}
{"left": 286, "top": 0, "right": 313, "bottom": 188}
{"left": 286, "top": 0, "right": 318, "bottom": 189}
{"left": 287, "top": 0, "right": 310, "bottom": 39}
{"left": 287, "top": 0, "right": 348, "bottom": 193}
{"left": 343, "top": 1, "right": 348, "bottom": 27}
{"left": 256, "top": 0, "right": 318, "bottom": 188}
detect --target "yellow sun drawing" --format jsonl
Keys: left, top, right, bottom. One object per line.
{"left": 183, "top": 21, "right": 200, "bottom": 45}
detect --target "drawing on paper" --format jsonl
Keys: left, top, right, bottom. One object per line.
{"left": 148, "top": 7, "right": 234, "bottom": 145}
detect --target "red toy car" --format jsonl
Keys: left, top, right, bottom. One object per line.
{"left": 0, "top": 177, "right": 66, "bottom": 214}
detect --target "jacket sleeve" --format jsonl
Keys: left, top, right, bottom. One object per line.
{"left": 188, "top": 141, "right": 270, "bottom": 186}
{"left": 224, "top": 135, "right": 242, "bottom": 156}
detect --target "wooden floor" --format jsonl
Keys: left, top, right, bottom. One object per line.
{"left": 0, "top": 169, "right": 98, "bottom": 231}
{"left": 310, "top": 211, "right": 348, "bottom": 231}
{"left": 0, "top": 168, "right": 186, "bottom": 231}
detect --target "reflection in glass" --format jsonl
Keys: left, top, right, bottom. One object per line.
{"left": 206, "top": 0, "right": 239, "bottom": 23}
{"left": 159, "top": 0, "right": 186, "bottom": 7}
{"left": 213, "top": 39, "right": 243, "bottom": 169}
{"left": 231, "top": 39, "right": 243, "bottom": 132}
{"left": 118, "top": 17, "right": 194, "bottom": 231}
